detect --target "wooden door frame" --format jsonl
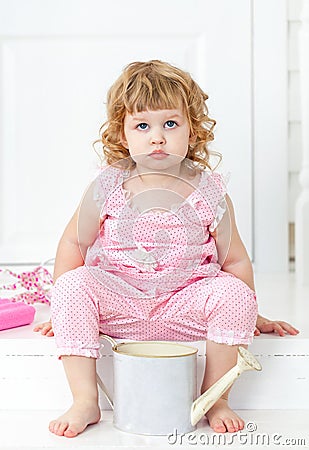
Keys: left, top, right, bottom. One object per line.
{"left": 252, "top": 0, "right": 288, "bottom": 272}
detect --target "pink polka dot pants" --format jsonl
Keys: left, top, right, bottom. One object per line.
{"left": 51, "top": 266, "right": 258, "bottom": 359}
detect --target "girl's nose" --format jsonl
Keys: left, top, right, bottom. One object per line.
{"left": 150, "top": 130, "right": 166, "bottom": 145}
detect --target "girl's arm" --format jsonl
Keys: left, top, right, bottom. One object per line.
{"left": 212, "top": 194, "right": 299, "bottom": 336}
{"left": 33, "top": 180, "right": 104, "bottom": 336}
{"left": 212, "top": 194, "right": 254, "bottom": 289}
{"left": 53, "top": 180, "right": 104, "bottom": 281}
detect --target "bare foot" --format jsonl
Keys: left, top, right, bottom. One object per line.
{"left": 206, "top": 398, "right": 244, "bottom": 433}
{"left": 49, "top": 400, "right": 101, "bottom": 437}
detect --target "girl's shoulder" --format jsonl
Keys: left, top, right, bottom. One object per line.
{"left": 95, "top": 162, "right": 126, "bottom": 186}
{"left": 182, "top": 160, "right": 227, "bottom": 190}
{"left": 196, "top": 170, "right": 229, "bottom": 230}
{"left": 96, "top": 162, "right": 125, "bottom": 177}
{"left": 199, "top": 169, "right": 228, "bottom": 195}
{"left": 93, "top": 163, "right": 125, "bottom": 208}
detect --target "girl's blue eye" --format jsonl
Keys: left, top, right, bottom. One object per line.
{"left": 165, "top": 120, "right": 177, "bottom": 128}
{"left": 137, "top": 123, "right": 148, "bottom": 130}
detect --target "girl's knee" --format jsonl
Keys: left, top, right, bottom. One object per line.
{"left": 207, "top": 275, "right": 258, "bottom": 321}
{"left": 53, "top": 266, "right": 90, "bottom": 291}
{"left": 51, "top": 266, "right": 94, "bottom": 311}
{"left": 51, "top": 266, "right": 101, "bottom": 328}
{"left": 229, "top": 277, "right": 257, "bottom": 318}
{"left": 205, "top": 276, "right": 258, "bottom": 345}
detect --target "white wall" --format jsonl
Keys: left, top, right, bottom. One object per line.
{"left": 288, "top": 0, "right": 303, "bottom": 224}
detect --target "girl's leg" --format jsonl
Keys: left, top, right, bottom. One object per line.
{"left": 49, "top": 356, "right": 100, "bottom": 437}
{"left": 201, "top": 341, "right": 246, "bottom": 433}
{"left": 199, "top": 275, "right": 257, "bottom": 433}
{"left": 49, "top": 267, "right": 103, "bottom": 437}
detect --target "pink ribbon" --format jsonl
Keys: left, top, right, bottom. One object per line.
{"left": 0, "top": 266, "right": 53, "bottom": 305}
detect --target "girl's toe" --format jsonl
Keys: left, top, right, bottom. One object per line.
{"left": 225, "top": 418, "right": 236, "bottom": 433}
{"left": 64, "top": 425, "right": 79, "bottom": 438}
{"left": 54, "top": 422, "right": 64, "bottom": 436}
{"left": 238, "top": 418, "right": 245, "bottom": 430}
{"left": 58, "top": 422, "right": 69, "bottom": 436}
{"left": 230, "top": 418, "right": 240, "bottom": 431}
{"left": 49, "top": 420, "right": 57, "bottom": 433}
{"left": 212, "top": 419, "right": 226, "bottom": 433}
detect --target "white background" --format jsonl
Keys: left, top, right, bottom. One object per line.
{"left": 0, "top": 0, "right": 288, "bottom": 271}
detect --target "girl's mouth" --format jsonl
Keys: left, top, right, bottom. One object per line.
{"left": 149, "top": 150, "right": 169, "bottom": 159}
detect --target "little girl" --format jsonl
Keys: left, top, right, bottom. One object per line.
{"left": 34, "top": 60, "right": 299, "bottom": 438}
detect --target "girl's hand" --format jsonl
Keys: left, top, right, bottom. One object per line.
{"left": 33, "top": 320, "right": 54, "bottom": 337}
{"left": 254, "top": 314, "right": 299, "bottom": 337}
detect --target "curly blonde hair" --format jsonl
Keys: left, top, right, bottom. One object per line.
{"left": 96, "top": 60, "right": 220, "bottom": 170}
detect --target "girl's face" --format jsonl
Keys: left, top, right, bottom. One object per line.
{"left": 122, "top": 108, "right": 194, "bottom": 170}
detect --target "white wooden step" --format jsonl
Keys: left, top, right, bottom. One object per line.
{"left": 0, "top": 271, "right": 308, "bottom": 447}
{"left": 0, "top": 303, "right": 308, "bottom": 411}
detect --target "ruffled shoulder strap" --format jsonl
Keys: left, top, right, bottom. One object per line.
{"left": 193, "top": 170, "right": 229, "bottom": 230}
{"left": 206, "top": 171, "right": 229, "bottom": 231}
{"left": 198, "top": 170, "right": 228, "bottom": 204}
{"left": 93, "top": 164, "right": 123, "bottom": 216}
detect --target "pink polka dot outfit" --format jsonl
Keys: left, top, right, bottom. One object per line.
{"left": 51, "top": 165, "right": 258, "bottom": 359}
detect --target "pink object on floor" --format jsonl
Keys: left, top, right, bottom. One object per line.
{"left": 0, "top": 299, "right": 36, "bottom": 331}
{"left": 0, "top": 266, "right": 53, "bottom": 305}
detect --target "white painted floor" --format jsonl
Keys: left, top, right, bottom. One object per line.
{"left": 4, "top": 409, "right": 309, "bottom": 450}
{"left": 0, "top": 410, "right": 309, "bottom": 450}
